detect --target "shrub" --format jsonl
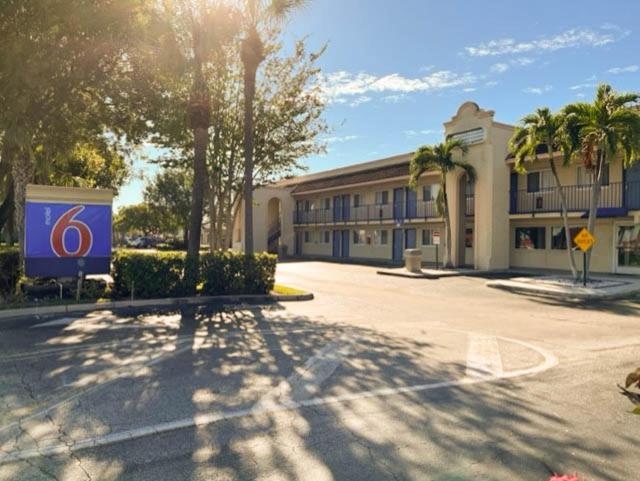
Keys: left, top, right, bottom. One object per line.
{"left": 200, "top": 251, "right": 276, "bottom": 295}
{"left": 0, "top": 248, "right": 20, "bottom": 298}
{"left": 112, "top": 250, "right": 187, "bottom": 299}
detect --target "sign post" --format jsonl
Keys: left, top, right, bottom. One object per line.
{"left": 433, "top": 231, "right": 441, "bottom": 270}
{"left": 574, "top": 228, "right": 596, "bottom": 287}
{"left": 24, "top": 185, "right": 113, "bottom": 279}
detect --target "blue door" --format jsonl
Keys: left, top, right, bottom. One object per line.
{"left": 333, "top": 196, "right": 342, "bottom": 222}
{"left": 405, "top": 228, "right": 417, "bottom": 249}
{"left": 392, "top": 229, "right": 403, "bottom": 262}
{"left": 332, "top": 230, "right": 341, "bottom": 257}
{"left": 406, "top": 188, "right": 417, "bottom": 218}
{"left": 341, "top": 230, "right": 350, "bottom": 258}
{"left": 509, "top": 172, "right": 519, "bottom": 213}
{"left": 294, "top": 231, "right": 303, "bottom": 256}
{"left": 393, "top": 188, "right": 405, "bottom": 221}
{"left": 342, "top": 195, "right": 350, "bottom": 222}
{"left": 625, "top": 163, "right": 640, "bottom": 210}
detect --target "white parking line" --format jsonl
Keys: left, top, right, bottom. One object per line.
{"left": 0, "top": 333, "right": 558, "bottom": 465}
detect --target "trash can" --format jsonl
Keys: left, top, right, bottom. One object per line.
{"left": 404, "top": 248, "right": 422, "bottom": 273}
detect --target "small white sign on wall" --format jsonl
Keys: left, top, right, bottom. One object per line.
{"left": 432, "top": 231, "right": 441, "bottom": 245}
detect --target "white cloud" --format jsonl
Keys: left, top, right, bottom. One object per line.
{"left": 383, "top": 94, "right": 407, "bottom": 103}
{"left": 404, "top": 129, "right": 441, "bottom": 137}
{"left": 485, "top": 80, "right": 499, "bottom": 87}
{"left": 464, "top": 26, "right": 627, "bottom": 57}
{"left": 523, "top": 85, "right": 553, "bottom": 95}
{"left": 512, "top": 57, "right": 535, "bottom": 66}
{"left": 324, "top": 135, "right": 359, "bottom": 144}
{"left": 463, "top": 87, "right": 477, "bottom": 92}
{"left": 569, "top": 82, "right": 596, "bottom": 90}
{"left": 349, "top": 96, "right": 372, "bottom": 107}
{"left": 490, "top": 63, "right": 509, "bottom": 73}
{"left": 318, "top": 70, "right": 477, "bottom": 104}
{"left": 607, "top": 65, "right": 638, "bottom": 74}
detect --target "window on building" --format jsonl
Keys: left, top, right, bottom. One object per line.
{"left": 304, "top": 231, "right": 310, "bottom": 243}
{"left": 465, "top": 228, "right": 473, "bottom": 248}
{"left": 303, "top": 200, "right": 311, "bottom": 212}
{"left": 423, "top": 184, "right": 440, "bottom": 201}
{"left": 527, "top": 171, "right": 554, "bottom": 192}
{"left": 323, "top": 198, "right": 331, "bottom": 210}
{"left": 551, "top": 226, "right": 583, "bottom": 250}
{"left": 577, "top": 165, "right": 609, "bottom": 187}
{"left": 373, "top": 229, "right": 388, "bottom": 245}
{"left": 421, "top": 229, "right": 433, "bottom": 246}
{"left": 323, "top": 230, "right": 330, "bottom": 244}
{"left": 515, "top": 227, "right": 546, "bottom": 250}
{"left": 354, "top": 194, "right": 361, "bottom": 207}
{"left": 375, "top": 191, "right": 389, "bottom": 205}
{"left": 353, "top": 229, "right": 367, "bottom": 244}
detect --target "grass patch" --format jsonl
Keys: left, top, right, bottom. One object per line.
{"left": 272, "top": 284, "right": 308, "bottom": 296}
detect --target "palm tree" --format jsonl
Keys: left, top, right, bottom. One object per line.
{"left": 159, "top": 1, "right": 237, "bottom": 290}
{"left": 239, "top": 0, "right": 307, "bottom": 254}
{"left": 563, "top": 84, "right": 640, "bottom": 281}
{"left": 409, "top": 139, "right": 476, "bottom": 267}
{"left": 509, "top": 108, "right": 579, "bottom": 280}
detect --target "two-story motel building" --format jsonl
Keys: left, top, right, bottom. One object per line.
{"left": 232, "top": 102, "right": 640, "bottom": 275}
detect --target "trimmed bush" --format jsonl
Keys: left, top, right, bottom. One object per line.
{"left": 200, "top": 251, "right": 277, "bottom": 295}
{"left": 0, "top": 248, "right": 20, "bottom": 298}
{"left": 112, "top": 250, "right": 187, "bottom": 299}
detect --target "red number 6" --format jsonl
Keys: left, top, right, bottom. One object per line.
{"left": 50, "top": 206, "right": 93, "bottom": 258}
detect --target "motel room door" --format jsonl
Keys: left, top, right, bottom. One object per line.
{"left": 615, "top": 223, "right": 640, "bottom": 274}
{"left": 332, "top": 230, "right": 341, "bottom": 257}
{"left": 392, "top": 229, "right": 403, "bottom": 262}
{"left": 294, "top": 231, "right": 303, "bottom": 256}
{"left": 341, "top": 229, "right": 350, "bottom": 258}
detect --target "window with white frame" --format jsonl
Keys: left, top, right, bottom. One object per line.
{"left": 373, "top": 229, "right": 388, "bottom": 245}
{"left": 353, "top": 229, "right": 367, "bottom": 244}
{"left": 353, "top": 194, "right": 362, "bottom": 207}
{"left": 375, "top": 191, "right": 389, "bottom": 205}
{"left": 526, "top": 170, "right": 555, "bottom": 192}
{"left": 323, "top": 198, "right": 331, "bottom": 210}
{"left": 577, "top": 165, "right": 609, "bottom": 186}
{"left": 423, "top": 183, "right": 440, "bottom": 201}
{"left": 421, "top": 229, "right": 433, "bottom": 246}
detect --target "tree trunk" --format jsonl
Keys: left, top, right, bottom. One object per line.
{"left": 585, "top": 151, "right": 604, "bottom": 282}
{"left": 441, "top": 179, "right": 452, "bottom": 268}
{"left": 11, "top": 154, "right": 32, "bottom": 285}
{"left": 548, "top": 155, "right": 578, "bottom": 280}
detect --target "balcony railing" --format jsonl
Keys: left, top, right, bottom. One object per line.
{"left": 293, "top": 201, "right": 440, "bottom": 225}
{"left": 510, "top": 181, "right": 640, "bottom": 214}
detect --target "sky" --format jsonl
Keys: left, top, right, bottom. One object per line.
{"left": 114, "top": 0, "right": 640, "bottom": 208}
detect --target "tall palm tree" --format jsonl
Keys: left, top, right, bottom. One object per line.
{"left": 563, "top": 84, "right": 640, "bottom": 281}
{"left": 409, "top": 139, "right": 476, "bottom": 267}
{"left": 239, "top": 0, "right": 307, "bottom": 254}
{"left": 509, "top": 108, "right": 579, "bottom": 280}
{"left": 160, "top": 1, "right": 237, "bottom": 290}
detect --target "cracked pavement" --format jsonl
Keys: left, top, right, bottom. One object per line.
{"left": 0, "top": 261, "right": 638, "bottom": 480}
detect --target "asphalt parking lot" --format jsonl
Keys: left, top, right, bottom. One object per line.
{"left": 0, "top": 261, "right": 639, "bottom": 481}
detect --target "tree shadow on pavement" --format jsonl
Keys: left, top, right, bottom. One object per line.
{"left": 0, "top": 302, "right": 632, "bottom": 481}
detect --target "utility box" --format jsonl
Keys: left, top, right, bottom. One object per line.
{"left": 404, "top": 249, "right": 422, "bottom": 273}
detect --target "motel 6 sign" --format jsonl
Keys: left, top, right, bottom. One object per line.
{"left": 24, "top": 184, "right": 114, "bottom": 277}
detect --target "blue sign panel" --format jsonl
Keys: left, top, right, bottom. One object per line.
{"left": 25, "top": 202, "right": 112, "bottom": 277}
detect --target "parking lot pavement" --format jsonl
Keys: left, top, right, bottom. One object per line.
{"left": 0, "top": 261, "right": 639, "bottom": 480}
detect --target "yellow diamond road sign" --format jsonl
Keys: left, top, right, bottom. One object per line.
{"left": 574, "top": 228, "right": 596, "bottom": 252}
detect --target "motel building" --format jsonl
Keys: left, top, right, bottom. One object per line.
{"left": 233, "top": 102, "right": 640, "bottom": 275}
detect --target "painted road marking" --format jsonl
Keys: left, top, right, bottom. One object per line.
{"left": 255, "top": 334, "right": 355, "bottom": 409}
{"left": 465, "top": 335, "right": 503, "bottom": 379}
{"left": 0, "top": 333, "right": 557, "bottom": 464}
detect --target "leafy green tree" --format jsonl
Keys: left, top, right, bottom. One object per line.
{"left": 144, "top": 168, "right": 193, "bottom": 245}
{"left": 563, "top": 84, "right": 640, "bottom": 281}
{"left": 409, "top": 139, "right": 476, "bottom": 267}
{"left": 0, "top": 0, "right": 153, "bottom": 272}
{"left": 238, "top": 0, "right": 308, "bottom": 254}
{"left": 509, "top": 108, "right": 579, "bottom": 279}
{"left": 113, "top": 203, "right": 163, "bottom": 240}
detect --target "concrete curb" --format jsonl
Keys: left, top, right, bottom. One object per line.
{"left": 376, "top": 268, "right": 476, "bottom": 279}
{"left": 486, "top": 280, "right": 640, "bottom": 301}
{"left": 0, "top": 292, "right": 314, "bottom": 322}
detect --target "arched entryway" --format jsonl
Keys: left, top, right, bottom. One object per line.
{"left": 266, "top": 197, "right": 282, "bottom": 254}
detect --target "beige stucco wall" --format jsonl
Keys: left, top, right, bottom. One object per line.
{"left": 509, "top": 218, "right": 617, "bottom": 273}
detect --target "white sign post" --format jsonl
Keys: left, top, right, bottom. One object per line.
{"left": 433, "top": 231, "right": 441, "bottom": 269}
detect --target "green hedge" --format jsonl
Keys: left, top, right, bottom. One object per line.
{"left": 111, "top": 250, "right": 277, "bottom": 299}
{"left": 200, "top": 251, "right": 277, "bottom": 295}
{"left": 112, "top": 250, "right": 187, "bottom": 299}
{"left": 0, "top": 248, "right": 20, "bottom": 298}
